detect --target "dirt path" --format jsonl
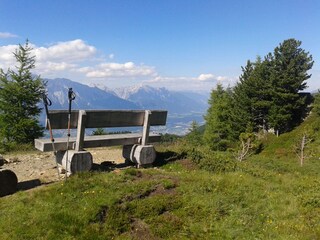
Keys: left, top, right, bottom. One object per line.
{"left": 1, "top": 147, "right": 126, "bottom": 185}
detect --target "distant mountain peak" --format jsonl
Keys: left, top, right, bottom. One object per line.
{"left": 114, "top": 84, "right": 170, "bottom": 100}
{"left": 88, "top": 83, "right": 117, "bottom": 95}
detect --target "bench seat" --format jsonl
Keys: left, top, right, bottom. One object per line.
{"left": 35, "top": 132, "right": 162, "bottom": 152}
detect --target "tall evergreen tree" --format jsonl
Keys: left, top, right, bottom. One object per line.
{"left": 246, "top": 56, "right": 273, "bottom": 132}
{"left": 232, "top": 58, "right": 273, "bottom": 134}
{"left": 232, "top": 60, "right": 256, "bottom": 134}
{"left": 203, "top": 84, "right": 234, "bottom": 150}
{"left": 269, "top": 39, "right": 314, "bottom": 134}
{"left": 0, "top": 40, "right": 45, "bottom": 144}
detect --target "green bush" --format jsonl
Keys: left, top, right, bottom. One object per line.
{"left": 181, "top": 144, "right": 236, "bottom": 173}
{"left": 0, "top": 141, "right": 34, "bottom": 153}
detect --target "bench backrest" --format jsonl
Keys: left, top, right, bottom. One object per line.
{"left": 46, "top": 109, "right": 167, "bottom": 151}
{"left": 46, "top": 110, "right": 168, "bottom": 129}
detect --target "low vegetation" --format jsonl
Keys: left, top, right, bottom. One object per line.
{"left": 1, "top": 113, "right": 320, "bottom": 239}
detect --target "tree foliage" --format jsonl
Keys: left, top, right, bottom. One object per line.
{"left": 269, "top": 39, "right": 313, "bottom": 133}
{"left": 186, "top": 120, "right": 202, "bottom": 146}
{"left": 203, "top": 84, "right": 234, "bottom": 150}
{"left": 204, "top": 39, "right": 314, "bottom": 152}
{"left": 0, "top": 40, "right": 45, "bottom": 145}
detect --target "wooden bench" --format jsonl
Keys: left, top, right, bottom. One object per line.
{"left": 34, "top": 110, "right": 167, "bottom": 174}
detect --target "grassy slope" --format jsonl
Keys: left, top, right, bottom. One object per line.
{"left": 1, "top": 116, "right": 320, "bottom": 239}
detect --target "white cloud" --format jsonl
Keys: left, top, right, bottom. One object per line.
{"left": 0, "top": 32, "right": 18, "bottom": 38}
{"left": 0, "top": 39, "right": 235, "bottom": 91}
{"left": 198, "top": 73, "right": 215, "bottom": 81}
{"left": 0, "top": 40, "right": 96, "bottom": 74}
{"left": 37, "top": 62, "right": 76, "bottom": 72}
{"left": 86, "top": 62, "right": 156, "bottom": 78}
{"left": 197, "top": 73, "right": 228, "bottom": 82}
{"left": 0, "top": 45, "right": 19, "bottom": 69}
{"left": 146, "top": 74, "right": 236, "bottom": 92}
{"left": 33, "top": 39, "right": 96, "bottom": 62}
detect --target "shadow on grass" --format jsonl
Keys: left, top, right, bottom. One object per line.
{"left": 17, "top": 179, "right": 42, "bottom": 191}
{"left": 91, "top": 150, "right": 183, "bottom": 170}
{"left": 153, "top": 150, "right": 185, "bottom": 167}
{"left": 91, "top": 160, "right": 135, "bottom": 172}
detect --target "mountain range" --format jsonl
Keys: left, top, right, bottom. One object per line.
{"left": 45, "top": 78, "right": 209, "bottom": 114}
{"left": 43, "top": 78, "right": 209, "bottom": 134}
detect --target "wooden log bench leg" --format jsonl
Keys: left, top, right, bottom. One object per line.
{"left": 0, "top": 169, "right": 18, "bottom": 197}
{"left": 60, "top": 150, "right": 93, "bottom": 175}
{"left": 122, "top": 144, "right": 156, "bottom": 167}
{"left": 122, "top": 111, "right": 157, "bottom": 167}
{"left": 132, "top": 145, "right": 156, "bottom": 168}
{"left": 55, "top": 150, "right": 93, "bottom": 175}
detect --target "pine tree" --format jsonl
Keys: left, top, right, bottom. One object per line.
{"left": 203, "top": 84, "right": 234, "bottom": 150}
{"left": 186, "top": 120, "right": 202, "bottom": 146}
{"left": 0, "top": 40, "right": 45, "bottom": 144}
{"left": 232, "top": 60, "right": 256, "bottom": 135}
{"left": 245, "top": 56, "right": 273, "bottom": 132}
{"left": 269, "top": 39, "right": 314, "bottom": 134}
{"left": 232, "top": 58, "right": 273, "bottom": 134}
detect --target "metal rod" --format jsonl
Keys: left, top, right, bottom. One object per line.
{"left": 43, "top": 93, "right": 60, "bottom": 180}
{"left": 65, "top": 88, "right": 76, "bottom": 180}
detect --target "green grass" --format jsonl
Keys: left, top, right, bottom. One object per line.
{"left": 1, "top": 115, "right": 320, "bottom": 239}
{"left": 1, "top": 155, "right": 320, "bottom": 239}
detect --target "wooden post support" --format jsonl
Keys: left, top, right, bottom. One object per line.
{"left": 75, "top": 110, "right": 86, "bottom": 151}
{"left": 141, "top": 110, "right": 151, "bottom": 146}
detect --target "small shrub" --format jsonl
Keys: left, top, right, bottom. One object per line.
{"left": 182, "top": 144, "right": 237, "bottom": 173}
{"left": 161, "top": 179, "right": 176, "bottom": 189}
{"left": 197, "top": 150, "right": 237, "bottom": 173}
{"left": 0, "top": 142, "right": 34, "bottom": 153}
{"left": 91, "top": 128, "right": 107, "bottom": 135}
{"left": 160, "top": 133, "right": 181, "bottom": 144}
{"left": 123, "top": 168, "right": 141, "bottom": 177}
{"left": 235, "top": 132, "right": 262, "bottom": 161}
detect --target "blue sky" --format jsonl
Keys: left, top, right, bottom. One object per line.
{"left": 0, "top": 0, "right": 319, "bottom": 92}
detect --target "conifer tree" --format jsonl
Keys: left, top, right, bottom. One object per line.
{"left": 232, "top": 58, "right": 271, "bottom": 134}
{"left": 0, "top": 40, "right": 45, "bottom": 144}
{"left": 232, "top": 60, "right": 256, "bottom": 134}
{"left": 203, "top": 84, "right": 234, "bottom": 150}
{"left": 186, "top": 120, "right": 202, "bottom": 146}
{"left": 269, "top": 39, "right": 314, "bottom": 134}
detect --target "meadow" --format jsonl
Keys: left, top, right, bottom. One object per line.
{"left": 0, "top": 115, "right": 320, "bottom": 239}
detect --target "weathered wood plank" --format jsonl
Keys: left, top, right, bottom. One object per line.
{"left": 34, "top": 133, "right": 162, "bottom": 152}
{"left": 75, "top": 110, "right": 86, "bottom": 151}
{"left": 45, "top": 110, "right": 79, "bottom": 129}
{"left": 142, "top": 110, "right": 151, "bottom": 146}
{"left": 47, "top": 110, "right": 167, "bottom": 129}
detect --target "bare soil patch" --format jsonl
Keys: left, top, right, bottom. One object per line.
{"left": 1, "top": 147, "right": 125, "bottom": 186}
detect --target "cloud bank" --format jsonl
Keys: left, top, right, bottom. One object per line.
{"left": 0, "top": 39, "right": 235, "bottom": 91}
